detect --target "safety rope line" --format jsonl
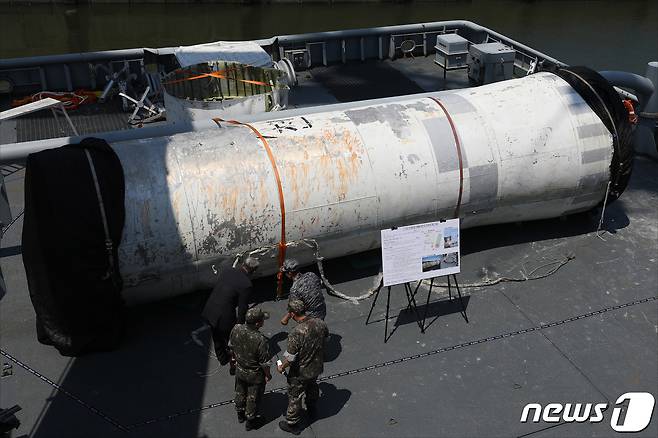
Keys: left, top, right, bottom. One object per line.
{"left": 427, "top": 96, "right": 464, "bottom": 218}
{"left": 126, "top": 295, "right": 657, "bottom": 430}
{"left": 0, "top": 349, "right": 130, "bottom": 433}
{"left": 212, "top": 117, "right": 287, "bottom": 297}
{"left": 316, "top": 296, "right": 658, "bottom": 382}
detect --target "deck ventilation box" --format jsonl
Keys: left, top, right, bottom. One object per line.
{"left": 434, "top": 34, "right": 469, "bottom": 70}
{"left": 467, "top": 42, "right": 515, "bottom": 85}
{"left": 284, "top": 49, "right": 309, "bottom": 71}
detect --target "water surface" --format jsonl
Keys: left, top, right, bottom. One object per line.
{"left": 1, "top": 1, "right": 656, "bottom": 73}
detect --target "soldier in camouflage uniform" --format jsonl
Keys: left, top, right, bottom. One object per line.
{"left": 280, "top": 259, "right": 326, "bottom": 326}
{"left": 277, "top": 299, "right": 329, "bottom": 435}
{"left": 229, "top": 307, "right": 272, "bottom": 431}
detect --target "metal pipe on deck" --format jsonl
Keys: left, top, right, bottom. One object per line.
{"left": 599, "top": 70, "right": 655, "bottom": 109}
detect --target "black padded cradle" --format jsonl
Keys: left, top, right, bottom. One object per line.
{"left": 22, "top": 137, "right": 125, "bottom": 356}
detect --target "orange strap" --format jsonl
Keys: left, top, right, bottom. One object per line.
{"left": 163, "top": 69, "right": 271, "bottom": 88}
{"left": 11, "top": 89, "right": 97, "bottom": 110}
{"left": 428, "top": 96, "right": 464, "bottom": 218}
{"left": 212, "top": 117, "right": 287, "bottom": 297}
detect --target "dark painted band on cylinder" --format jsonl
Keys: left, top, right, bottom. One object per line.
{"left": 577, "top": 172, "right": 608, "bottom": 192}
{"left": 465, "top": 163, "right": 498, "bottom": 214}
{"left": 435, "top": 93, "right": 477, "bottom": 115}
{"left": 568, "top": 102, "right": 592, "bottom": 115}
{"left": 582, "top": 147, "right": 612, "bottom": 164}
{"left": 571, "top": 192, "right": 603, "bottom": 205}
{"left": 423, "top": 118, "right": 460, "bottom": 172}
{"left": 577, "top": 123, "right": 610, "bottom": 139}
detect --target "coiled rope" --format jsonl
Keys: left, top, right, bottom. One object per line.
{"left": 419, "top": 252, "right": 575, "bottom": 290}
{"left": 227, "top": 238, "right": 576, "bottom": 304}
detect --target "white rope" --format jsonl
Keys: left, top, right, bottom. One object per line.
{"left": 300, "top": 239, "right": 383, "bottom": 304}
{"left": 83, "top": 149, "right": 118, "bottom": 284}
{"left": 224, "top": 239, "right": 382, "bottom": 303}
{"left": 419, "top": 253, "right": 575, "bottom": 291}
{"left": 223, "top": 237, "right": 579, "bottom": 304}
{"left": 596, "top": 181, "right": 612, "bottom": 241}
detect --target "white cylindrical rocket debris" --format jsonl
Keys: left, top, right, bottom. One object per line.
{"left": 108, "top": 71, "right": 627, "bottom": 303}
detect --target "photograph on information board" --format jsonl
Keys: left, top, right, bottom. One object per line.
{"left": 443, "top": 226, "right": 459, "bottom": 248}
{"left": 422, "top": 252, "right": 459, "bottom": 272}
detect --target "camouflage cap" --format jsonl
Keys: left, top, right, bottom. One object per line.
{"left": 287, "top": 299, "right": 306, "bottom": 315}
{"left": 280, "top": 258, "right": 300, "bottom": 273}
{"left": 245, "top": 307, "right": 270, "bottom": 325}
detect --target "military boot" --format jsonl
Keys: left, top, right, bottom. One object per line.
{"left": 237, "top": 411, "right": 246, "bottom": 423}
{"left": 306, "top": 402, "right": 317, "bottom": 418}
{"left": 278, "top": 420, "right": 303, "bottom": 435}
{"left": 245, "top": 416, "right": 264, "bottom": 431}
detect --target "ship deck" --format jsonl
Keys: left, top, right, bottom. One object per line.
{"left": 0, "top": 56, "right": 465, "bottom": 145}
{"left": 1, "top": 54, "right": 657, "bottom": 438}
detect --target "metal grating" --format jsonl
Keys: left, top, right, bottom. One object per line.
{"left": 16, "top": 100, "right": 130, "bottom": 143}
{"left": 1, "top": 163, "right": 24, "bottom": 177}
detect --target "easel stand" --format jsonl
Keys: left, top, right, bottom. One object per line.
{"left": 365, "top": 274, "right": 468, "bottom": 343}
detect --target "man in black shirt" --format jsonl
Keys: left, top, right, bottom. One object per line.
{"left": 202, "top": 257, "right": 259, "bottom": 365}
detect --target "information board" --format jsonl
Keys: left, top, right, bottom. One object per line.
{"left": 381, "top": 219, "right": 460, "bottom": 287}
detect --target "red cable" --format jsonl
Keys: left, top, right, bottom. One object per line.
{"left": 213, "top": 117, "right": 287, "bottom": 297}
{"left": 427, "top": 96, "right": 464, "bottom": 218}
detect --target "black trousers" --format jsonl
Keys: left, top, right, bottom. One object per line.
{"left": 210, "top": 323, "right": 232, "bottom": 365}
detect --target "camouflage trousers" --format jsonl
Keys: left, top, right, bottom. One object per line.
{"left": 285, "top": 376, "right": 319, "bottom": 425}
{"left": 234, "top": 378, "right": 265, "bottom": 420}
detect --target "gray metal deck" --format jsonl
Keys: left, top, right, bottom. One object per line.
{"left": 15, "top": 99, "right": 129, "bottom": 143}
{"left": 0, "top": 97, "right": 130, "bottom": 145}
{"left": 0, "top": 56, "right": 464, "bottom": 145}
{"left": 1, "top": 152, "right": 656, "bottom": 438}
{"left": 1, "top": 51, "right": 657, "bottom": 438}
